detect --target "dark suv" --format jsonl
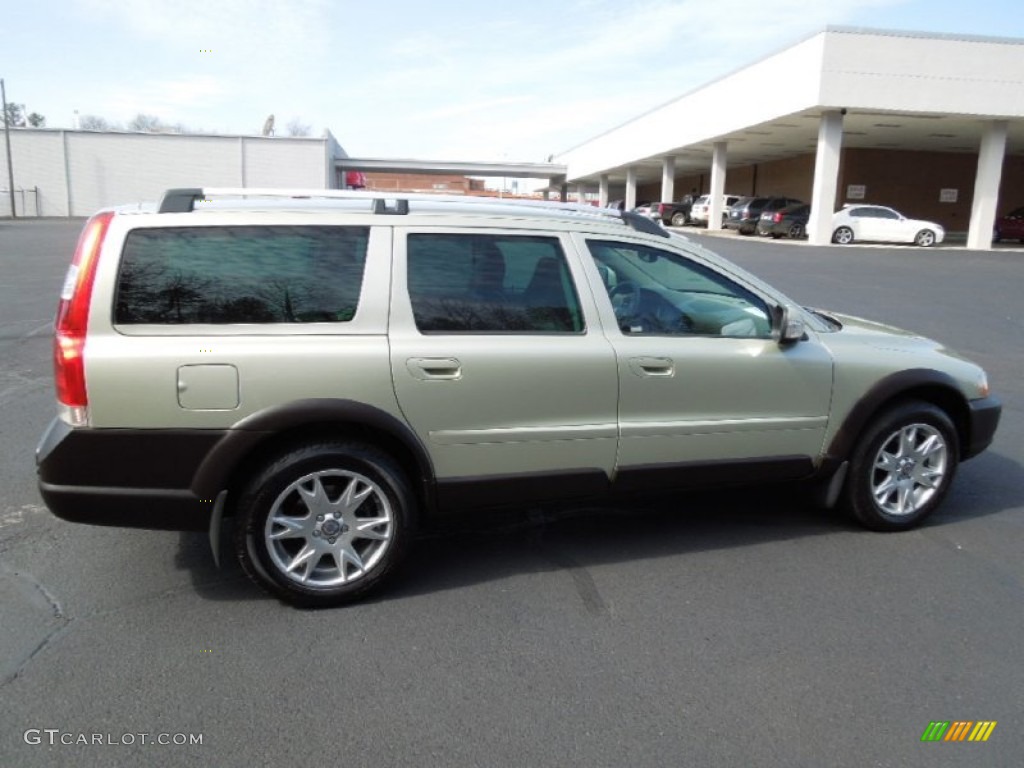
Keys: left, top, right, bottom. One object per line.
{"left": 725, "top": 197, "right": 804, "bottom": 235}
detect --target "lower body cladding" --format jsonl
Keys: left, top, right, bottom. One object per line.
{"left": 37, "top": 414, "right": 823, "bottom": 533}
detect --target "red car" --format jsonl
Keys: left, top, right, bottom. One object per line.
{"left": 994, "top": 206, "right": 1024, "bottom": 242}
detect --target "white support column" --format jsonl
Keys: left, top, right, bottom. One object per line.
{"left": 574, "top": 183, "right": 587, "bottom": 203}
{"left": 661, "top": 156, "right": 675, "bottom": 202}
{"left": 708, "top": 142, "right": 727, "bottom": 231}
{"left": 967, "top": 120, "right": 1008, "bottom": 250}
{"left": 807, "top": 110, "right": 844, "bottom": 245}
{"left": 625, "top": 167, "right": 638, "bottom": 210}
{"left": 598, "top": 174, "right": 609, "bottom": 207}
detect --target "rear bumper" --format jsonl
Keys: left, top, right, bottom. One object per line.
{"left": 38, "top": 482, "right": 211, "bottom": 531}
{"left": 964, "top": 396, "right": 1002, "bottom": 460}
{"left": 36, "top": 418, "right": 225, "bottom": 531}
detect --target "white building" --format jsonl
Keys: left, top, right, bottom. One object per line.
{"left": 556, "top": 27, "right": 1024, "bottom": 249}
{"left": 0, "top": 128, "right": 346, "bottom": 217}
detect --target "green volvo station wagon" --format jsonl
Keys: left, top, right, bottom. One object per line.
{"left": 36, "top": 189, "right": 1001, "bottom": 606}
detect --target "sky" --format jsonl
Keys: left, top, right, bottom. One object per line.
{"left": 3, "top": 0, "right": 1023, "bottom": 163}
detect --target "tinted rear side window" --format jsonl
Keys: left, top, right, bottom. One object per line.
{"left": 407, "top": 233, "right": 583, "bottom": 333}
{"left": 115, "top": 226, "right": 368, "bottom": 324}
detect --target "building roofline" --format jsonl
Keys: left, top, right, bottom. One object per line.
{"left": 336, "top": 157, "right": 567, "bottom": 179}
{"left": 556, "top": 25, "right": 1024, "bottom": 158}
{"left": 6, "top": 126, "right": 331, "bottom": 141}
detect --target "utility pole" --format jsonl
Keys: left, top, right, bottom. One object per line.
{"left": 1, "top": 78, "right": 16, "bottom": 218}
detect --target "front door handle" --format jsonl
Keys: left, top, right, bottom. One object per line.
{"left": 628, "top": 356, "right": 675, "bottom": 377}
{"left": 407, "top": 357, "right": 462, "bottom": 380}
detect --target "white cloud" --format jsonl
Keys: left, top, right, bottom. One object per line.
{"left": 100, "top": 76, "right": 225, "bottom": 121}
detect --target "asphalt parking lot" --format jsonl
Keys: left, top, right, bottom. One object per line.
{"left": 1, "top": 218, "right": 1021, "bottom": 768}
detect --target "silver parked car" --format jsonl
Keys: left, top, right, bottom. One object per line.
{"left": 37, "top": 189, "right": 1000, "bottom": 606}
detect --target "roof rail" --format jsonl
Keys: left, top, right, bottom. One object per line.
{"left": 156, "top": 187, "right": 669, "bottom": 238}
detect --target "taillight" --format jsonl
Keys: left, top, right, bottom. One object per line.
{"left": 658, "top": 203, "right": 666, "bottom": 214}
{"left": 53, "top": 211, "right": 114, "bottom": 423}
{"left": 773, "top": 212, "right": 784, "bottom": 223}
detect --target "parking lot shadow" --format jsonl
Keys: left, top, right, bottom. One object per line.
{"left": 174, "top": 449, "right": 1021, "bottom": 605}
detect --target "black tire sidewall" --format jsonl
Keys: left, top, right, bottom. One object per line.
{"left": 844, "top": 402, "right": 959, "bottom": 531}
{"left": 234, "top": 442, "right": 412, "bottom": 606}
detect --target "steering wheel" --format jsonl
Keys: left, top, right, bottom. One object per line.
{"left": 609, "top": 281, "right": 641, "bottom": 319}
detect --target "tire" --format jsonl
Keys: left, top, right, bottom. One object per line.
{"left": 842, "top": 401, "right": 959, "bottom": 532}
{"left": 833, "top": 226, "right": 854, "bottom": 245}
{"left": 788, "top": 223, "right": 804, "bottom": 239}
{"left": 914, "top": 229, "right": 936, "bottom": 247}
{"left": 670, "top": 212, "right": 686, "bottom": 227}
{"left": 234, "top": 441, "right": 412, "bottom": 607}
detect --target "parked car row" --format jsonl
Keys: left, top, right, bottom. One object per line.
{"left": 626, "top": 196, "right": 1023, "bottom": 248}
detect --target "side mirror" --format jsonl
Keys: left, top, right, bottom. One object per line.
{"left": 774, "top": 305, "right": 805, "bottom": 345}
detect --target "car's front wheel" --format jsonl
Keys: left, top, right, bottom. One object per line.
{"left": 914, "top": 229, "right": 937, "bottom": 247}
{"left": 843, "top": 401, "right": 959, "bottom": 531}
{"left": 833, "top": 226, "right": 854, "bottom": 245}
{"left": 235, "top": 441, "right": 412, "bottom": 607}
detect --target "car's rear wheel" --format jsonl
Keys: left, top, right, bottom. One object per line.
{"left": 671, "top": 212, "right": 687, "bottom": 226}
{"left": 788, "top": 223, "right": 804, "bottom": 239}
{"left": 235, "top": 441, "right": 411, "bottom": 607}
{"left": 843, "top": 401, "right": 959, "bottom": 531}
{"left": 914, "top": 229, "right": 937, "bottom": 247}
{"left": 833, "top": 226, "right": 854, "bottom": 245}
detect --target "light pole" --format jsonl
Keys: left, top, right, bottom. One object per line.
{"left": 1, "top": 78, "right": 15, "bottom": 218}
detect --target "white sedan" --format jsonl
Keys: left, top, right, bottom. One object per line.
{"left": 832, "top": 205, "right": 944, "bottom": 247}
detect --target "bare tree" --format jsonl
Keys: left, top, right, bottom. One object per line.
{"left": 79, "top": 114, "right": 114, "bottom": 130}
{"left": 286, "top": 118, "right": 311, "bottom": 137}
{"left": 128, "top": 113, "right": 163, "bottom": 132}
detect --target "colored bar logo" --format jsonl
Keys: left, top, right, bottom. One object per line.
{"left": 921, "top": 721, "right": 997, "bottom": 742}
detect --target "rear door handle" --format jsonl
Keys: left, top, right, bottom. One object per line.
{"left": 407, "top": 357, "right": 462, "bottom": 380}
{"left": 628, "top": 356, "right": 675, "bottom": 377}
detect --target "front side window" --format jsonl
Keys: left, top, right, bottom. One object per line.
{"left": 407, "top": 233, "right": 583, "bottom": 333}
{"left": 587, "top": 240, "right": 771, "bottom": 338}
{"left": 115, "top": 226, "right": 368, "bottom": 324}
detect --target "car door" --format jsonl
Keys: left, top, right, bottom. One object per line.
{"left": 572, "top": 234, "right": 834, "bottom": 489}
{"left": 389, "top": 228, "right": 619, "bottom": 508}
{"left": 874, "top": 207, "right": 910, "bottom": 242}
